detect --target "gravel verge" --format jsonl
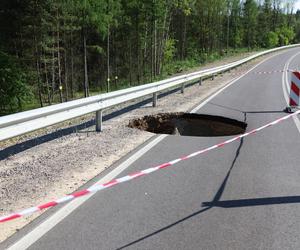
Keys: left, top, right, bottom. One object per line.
{"left": 0, "top": 51, "right": 278, "bottom": 242}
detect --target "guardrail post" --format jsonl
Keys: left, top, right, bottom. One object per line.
{"left": 199, "top": 77, "right": 202, "bottom": 86}
{"left": 153, "top": 93, "right": 157, "bottom": 107}
{"left": 96, "top": 110, "right": 103, "bottom": 132}
{"left": 211, "top": 74, "right": 215, "bottom": 80}
{"left": 181, "top": 83, "right": 185, "bottom": 94}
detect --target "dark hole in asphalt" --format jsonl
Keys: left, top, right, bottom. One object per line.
{"left": 128, "top": 112, "right": 247, "bottom": 137}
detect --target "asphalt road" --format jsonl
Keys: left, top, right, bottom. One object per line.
{"left": 4, "top": 48, "right": 300, "bottom": 250}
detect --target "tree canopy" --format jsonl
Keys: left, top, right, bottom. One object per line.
{"left": 0, "top": 0, "right": 299, "bottom": 113}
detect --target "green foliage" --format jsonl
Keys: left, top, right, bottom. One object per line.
{"left": 265, "top": 32, "right": 279, "bottom": 48}
{"left": 0, "top": 0, "right": 299, "bottom": 115}
{"left": 164, "top": 39, "right": 177, "bottom": 64}
{"left": 276, "top": 26, "right": 296, "bottom": 46}
{"left": 0, "top": 52, "right": 32, "bottom": 112}
{"left": 243, "top": 0, "right": 258, "bottom": 49}
{"left": 88, "top": 45, "right": 105, "bottom": 55}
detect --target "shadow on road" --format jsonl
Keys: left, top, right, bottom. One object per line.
{"left": 117, "top": 114, "right": 246, "bottom": 249}
{"left": 202, "top": 195, "right": 300, "bottom": 208}
{"left": 116, "top": 206, "right": 211, "bottom": 250}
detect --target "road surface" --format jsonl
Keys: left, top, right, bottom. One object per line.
{"left": 3, "top": 47, "right": 300, "bottom": 250}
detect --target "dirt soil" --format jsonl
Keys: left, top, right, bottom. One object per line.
{"left": 129, "top": 113, "right": 184, "bottom": 134}
{"left": 0, "top": 51, "right": 279, "bottom": 242}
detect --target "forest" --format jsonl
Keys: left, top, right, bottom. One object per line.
{"left": 0, "top": 0, "right": 299, "bottom": 114}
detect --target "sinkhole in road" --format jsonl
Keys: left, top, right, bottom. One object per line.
{"left": 128, "top": 113, "right": 247, "bottom": 137}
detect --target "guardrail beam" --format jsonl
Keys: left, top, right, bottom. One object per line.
{"left": 0, "top": 44, "right": 298, "bottom": 142}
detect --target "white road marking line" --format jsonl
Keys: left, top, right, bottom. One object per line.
{"left": 6, "top": 134, "right": 167, "bottom": 250}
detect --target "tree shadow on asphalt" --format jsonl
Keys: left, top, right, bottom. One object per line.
{"left": 202, "top": 196, "right": 300, "bottom": 208}
{"left": 116, "top": 107, "right": 300, "bottom": 249}
{"left": 117, "top": 105, "right": 300, "bottom": 249}
{"left": 116, "top": 115, "right": 246, "bottom": 250}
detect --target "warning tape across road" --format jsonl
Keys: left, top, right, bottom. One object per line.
{"left": 253, "top": 69, "right": 295, "bottom": 75}
{"left": 1, "top": 110, "right": 300, "bottom": 223}
{"left": 227, "top": 69, "right": 297, "bottom": 76}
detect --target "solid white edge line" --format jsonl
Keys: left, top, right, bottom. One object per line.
{"left": 6, "top": 134, "right": 167, "bottom": 250}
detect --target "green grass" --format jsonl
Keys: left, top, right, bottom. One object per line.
{"left": 161, "top": 48, "right": 264, "bottom": 78}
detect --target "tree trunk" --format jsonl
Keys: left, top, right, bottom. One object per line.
{"left": 181, "top": 13, "right": 187, "bottom": 60}
{"left": 33, "top": 24, "right": 43, "bottom": 108}
{"left": 36, "top": 59, "right": 43, "bottom": 107}
{"left": 44, "top": 52, "right": 51, "bottom": 105}
{"left": 51, "top": 37, "right": 55, "bottom": 103}
{"left": 129, "top": 38, "right": 132, "bottom": 86}
{"left": 154, "top": 19, "right": 157, "bottom": 76}
{"left": 57, "top": 10, "right": 63, "bottom": 103}
{"left": 63, "top": 21, "right": 69, "bottom": 101}
{"left": 107, "top": 24, "right": 110, "bottom": 92}
{"left": 143, "top": 23, "right": 149, "bottom": 79}
{"left": 83, "top": 33, "right": 89, "bottom": 97}
{"left": 135, "top": 13, "right": 140, "bottom": 84}
{"left": 151, "top": 15, "right": 154, "bottom": 81}
{"left": 157, "top": 6, "right": 171, "bottom": 75}
{"left": 64, "top": 49, "right": 68, "bottom": 102}
{"left": 70, "top": 30, "right": 74, "bottom": 99}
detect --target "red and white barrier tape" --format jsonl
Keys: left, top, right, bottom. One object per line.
{"left": 228, "top": 69, "right": 296, "bottom": 76}
{"left": 253, "top": 70, "right": 291, "bottom": 75}
{"left": 1, "top": 110, "right": 300, "bottom": 223}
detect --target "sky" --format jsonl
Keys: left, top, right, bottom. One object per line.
{"left": 295, "top": 0, "right": 300, "bottom": 11}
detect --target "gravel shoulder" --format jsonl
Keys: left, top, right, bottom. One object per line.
{"left": 0, "top": 51, "right": 277, "bottom": 242}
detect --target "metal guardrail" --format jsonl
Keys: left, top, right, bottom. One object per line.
{"left": 0, "top": 44, "right": 299, "bottom": 142}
